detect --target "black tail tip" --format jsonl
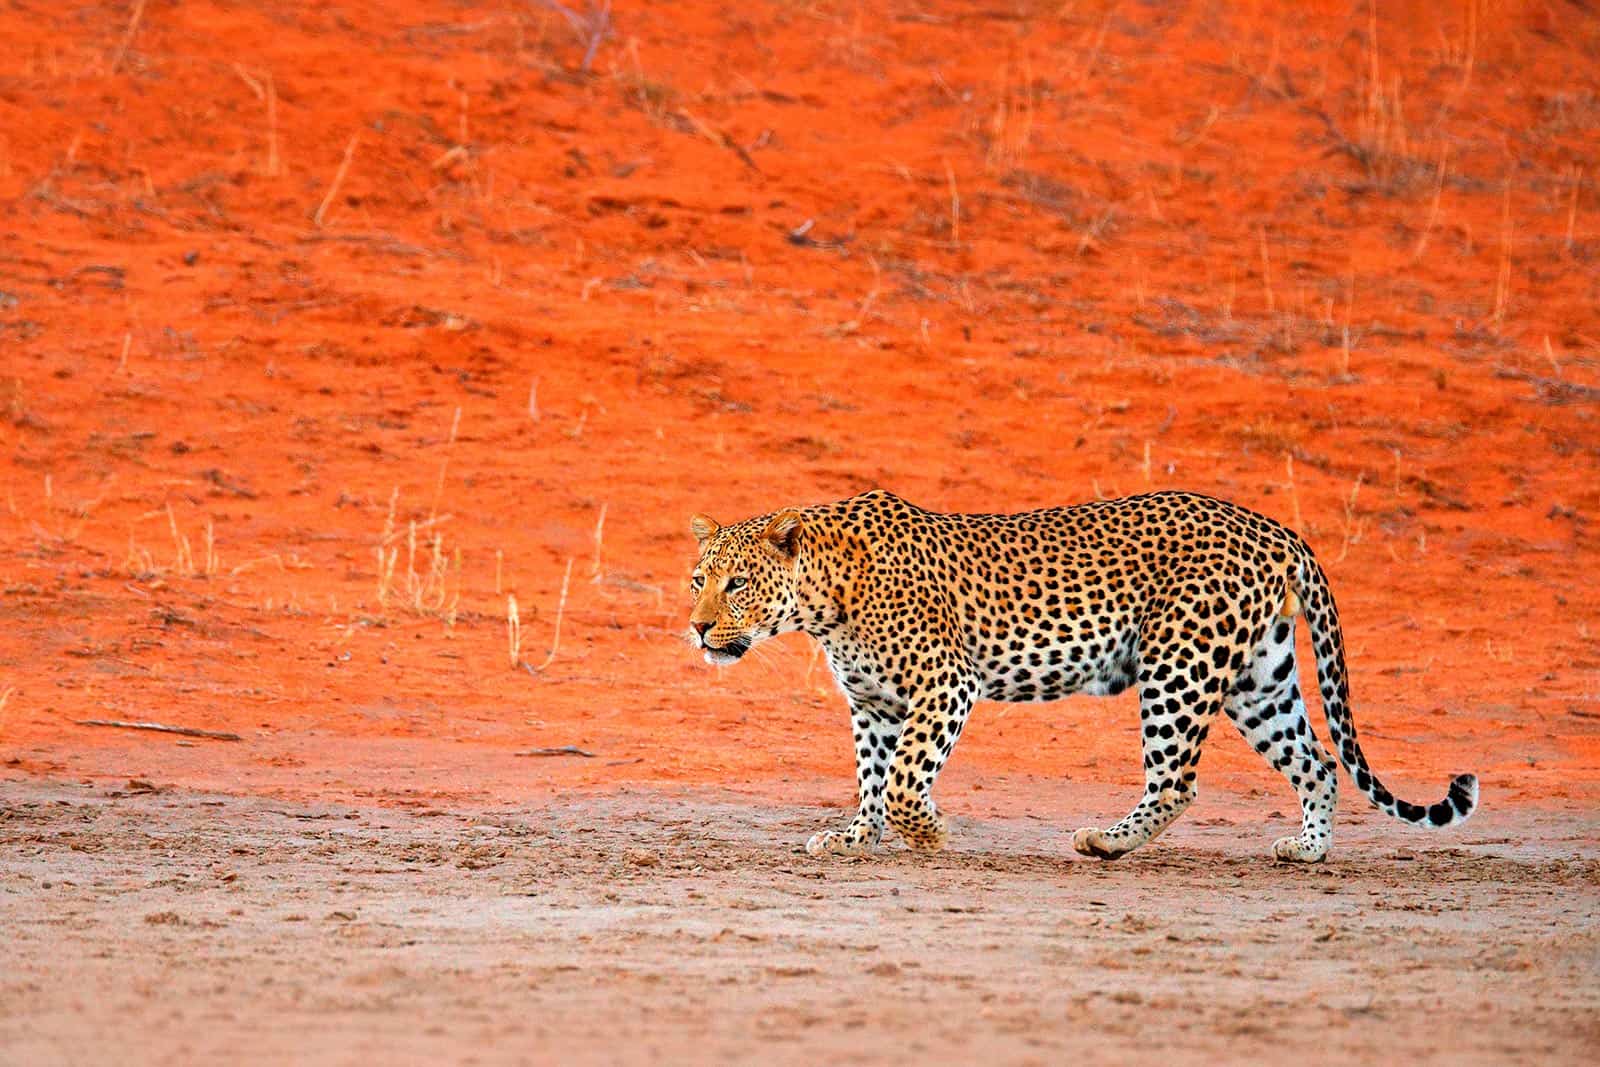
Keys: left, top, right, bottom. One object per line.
{"left": 1425, "top": 773, "right": 1479, "bottom": 827}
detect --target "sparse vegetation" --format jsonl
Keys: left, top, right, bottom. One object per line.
{"left": 374, "top": 489, "right": 461, "bottom": 624}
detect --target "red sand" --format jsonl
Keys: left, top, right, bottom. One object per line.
{"left": 3, "top": 0, "right": 1596, "bottom": 812}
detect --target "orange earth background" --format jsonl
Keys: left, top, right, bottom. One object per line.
{"left": 3, "top": 1, "right": 1598, "bottom": 830}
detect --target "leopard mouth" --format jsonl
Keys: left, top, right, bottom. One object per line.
{"left": 702, "top": 636, "right": 751, "bottom": 665}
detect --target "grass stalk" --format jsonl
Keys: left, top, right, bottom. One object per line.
{"left": 1258, "top": 227, "right": 1274, "bottom": 313}
{"left": 507, "top": 595, "right": 522, "bottom": 669}
{"left": 1567, "top": 166, "right": 1582, "bottom": 253}
{"left": 313, "top": 133, "right": 361, "bottom": 228}
{"left": 428, "top": 407, "right": 462, "bottom": 524}
{"left": 109, "top": 0, "right": 147, "bottom": 74}
{"left": 1335, "top": 475, "right": 1366, "bottom": 563}
{"left": 532, "top": 559, "right": 575, "bottom": 673}
{"left": 590, "top": 503, "right": 607, "bottom": 579}
{"left": 1412, "top": 148, "right": 1449, "bottom": 260}
{"left": 1285, "top": 454, "right": 1303, "bottom": 532}
{"left": 944, "top": 158, "right": 960, "bottom": 245}
{"left": 166, "top": 503, "right": 194, "bottom": 575}
{"left": 1492, "top": 182, "right": 1512, "bottom": 332}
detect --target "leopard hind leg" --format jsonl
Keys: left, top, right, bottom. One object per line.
{"left": 1073, "top": 617, "right": 1242, "bottom": 860}
{"left": 1226, "top": 617, "right": 1338, "bottom": 862}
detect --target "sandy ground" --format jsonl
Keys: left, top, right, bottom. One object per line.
{"left": 4, "top": 3, "right": 1598, "bottom": 809}
{"left": 3, "top": 776, "right": 1596, "bottom": 1067}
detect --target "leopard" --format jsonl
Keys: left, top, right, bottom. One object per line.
{"left": 685, "top": 489, "right": 1478, "bottom": 862}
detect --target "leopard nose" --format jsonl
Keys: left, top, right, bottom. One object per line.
{"left": 692, "top": 621, "right": 712, "bottom": 638}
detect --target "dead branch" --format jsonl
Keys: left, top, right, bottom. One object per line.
{"left": 76, "top": 719, "right": 242, "bottom": 741}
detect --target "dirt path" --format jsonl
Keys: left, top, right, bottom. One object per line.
{"left": 4, "top": 777, "right": 1595, "bottom": 1066}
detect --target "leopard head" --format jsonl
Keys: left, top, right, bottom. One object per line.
{"left": 685, "top": 508, "right": 804, "bottom": 665}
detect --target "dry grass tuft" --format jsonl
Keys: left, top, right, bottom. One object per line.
{"left": 166, "top": 503, "right": 195, "bottom": 575}
{"left": 119, "top": 503, "right": 214, "bottom": 579}
{"left": 374, "top": 488, "right": 460, "bottom": 623}
{"left": 232, "top": 64, "right": 280, "bottom": 177}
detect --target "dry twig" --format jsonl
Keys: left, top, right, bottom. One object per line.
{"left": 76, "top": 719, "right": 242, "bottom": 741}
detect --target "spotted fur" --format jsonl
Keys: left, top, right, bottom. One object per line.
{"left": 687, "top": 490, "right": 1478, "bottom": 862}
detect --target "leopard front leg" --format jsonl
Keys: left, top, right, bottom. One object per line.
{"left": 807, "top": 697, "right": 902, "bottom": 857}
{"left": 885, "top": 684, "right": 976, "bottom": 853}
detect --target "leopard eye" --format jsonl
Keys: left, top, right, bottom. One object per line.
{"left": 690, "top": 574, "right": 705, "bottom": 591}
{"left": 726, "top": 576, "right": 747, "bottom": 591}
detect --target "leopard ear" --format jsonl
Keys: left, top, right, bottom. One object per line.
{"left": 689, "top": 513, "right": 720, "bottom": 545}
{"left": 762, "top": 509, "right": 803, "bottom": 559}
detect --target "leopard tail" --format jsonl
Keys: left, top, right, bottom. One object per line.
{"left": 1291, "top": 545, "right": 1479, "bottom": 828}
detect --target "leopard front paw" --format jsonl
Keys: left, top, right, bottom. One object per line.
{"left": 805, "top": 826, "right": 877, "bottom": 857}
